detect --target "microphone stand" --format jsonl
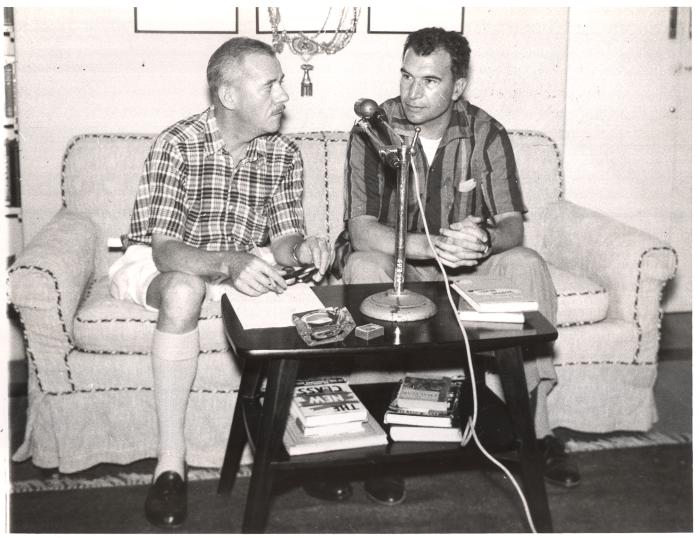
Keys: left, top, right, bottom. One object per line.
{"left": 354, "top": 118, "right": 437, "bottom": 322}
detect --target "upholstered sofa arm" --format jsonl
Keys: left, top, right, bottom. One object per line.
{"left": 8, "top": 209, "right": 98, "bottom": 394}
{"left": 538, "top": 200, "right": 677, "bottom": 324}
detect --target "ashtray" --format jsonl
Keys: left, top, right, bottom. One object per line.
{"left": 293, "top": 307, "right": 356, "bottom": 346}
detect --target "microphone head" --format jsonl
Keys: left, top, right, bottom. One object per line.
{"left": 354, "top": 98, "right": 379, "bottom": 119}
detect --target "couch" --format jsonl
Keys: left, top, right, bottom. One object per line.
{"left": 8, "top": 130, "right": 677, "bottom": 473}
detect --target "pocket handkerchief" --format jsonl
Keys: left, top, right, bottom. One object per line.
{"left": 458, "top": 178, "right": 477, "bottom": 192}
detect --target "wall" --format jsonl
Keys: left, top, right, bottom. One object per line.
{"left": 13, "top": 7, "right": 689, "bottom": 310}
{"left": 13, "top": 6, "right": 568, "bottom": 239}
{"left": 564, "top": 7, "right": 691, "bottom": 311}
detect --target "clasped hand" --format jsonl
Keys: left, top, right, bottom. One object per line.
{"left": 229, "top": 236, "right": 333, "bottom": 296}
{"left": 433, "top": 215, "right": 491, "bottom": 268}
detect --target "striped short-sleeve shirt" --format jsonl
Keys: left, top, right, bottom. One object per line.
{"left": 345, "top": 97, "right": 525, "bottom": 234}
{"left": 127, "top": 107, "right": 305, "bottom": 251}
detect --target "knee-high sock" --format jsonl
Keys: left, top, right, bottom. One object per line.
{"left": 151, "top": 327, "right": 199, "bottom": 478}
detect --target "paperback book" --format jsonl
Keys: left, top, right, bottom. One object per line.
{"left": 283, "top": 412, "right": 388, "bottom": 456}
{"left": 451, "top": 278, "right": 538, "bottom": 313}
{"left": 384, "top": 378, "right": 464, "bottom": 428}
{"left": 388, "top": 423, "right": 464, "bottom": 443}
{"left": 395, "top": 376, "right": 452, "bottom": 412}
{"left": 457, "top": 297, "right": 525, "bottom": 324}
{"left": 290, "top": 377, "right": 368, "bottom": 428}
{"left": 295, "top": 418, "right": 366, "bottom": 437}
{"left": 389, "top": 380, "right": 468, "bottom": 442}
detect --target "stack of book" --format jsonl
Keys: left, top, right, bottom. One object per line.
{"left": 384, "top": 376, "right": 466, "bottom": 442}
{"left": 283, "top": 377, "right": 387, "bottom": 456}
{"left": 451, "top": 277, "right": 539, "bottom": 324}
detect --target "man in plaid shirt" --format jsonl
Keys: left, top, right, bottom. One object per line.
{"left": 108, "top": 37, "right": 331, "bottom": 528}
{"left": 336, "top": 27, "right": 580, "bottom": 505}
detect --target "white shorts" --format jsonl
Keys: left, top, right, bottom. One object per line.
{"left": 108, "top": 245, "right": 161, "bottom": 312}
{"left": 108, "top": 244, "right": 276, "bottom": 312}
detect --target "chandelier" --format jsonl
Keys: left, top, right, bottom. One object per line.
{"left": 268, "top": 7, "right": 361, "bottom": 96}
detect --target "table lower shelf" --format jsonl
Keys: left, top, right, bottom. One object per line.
{"left": 243, "top": 381, "right": 518, "bottom": 471}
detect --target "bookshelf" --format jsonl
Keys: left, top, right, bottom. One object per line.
{"left": 5, "top": 7, "right": 20, "bottom": 211}
{"left": 5, "top": 6, "right": 23, "bottom": 368}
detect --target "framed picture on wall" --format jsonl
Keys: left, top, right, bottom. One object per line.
{"left": 134, "top": 7, "right": 238, "bottom": 34}
{"left": 256, "top": 6, "right": 359, "bottom": 34}
{"left": 367, "top": 7, "right": 464, "bottom": 34}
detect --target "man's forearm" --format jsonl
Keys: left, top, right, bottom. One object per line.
{"left": 348, "top": 217, "right": 436, "bottom": 260}
{"left": 151, "top": 235, "right": 235, "bottom": 281}
{"left": 487, "top": 213, "right": 524, "bottom": 255}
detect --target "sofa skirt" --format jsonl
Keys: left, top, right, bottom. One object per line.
{"left": 12, "top": 383, "right": 254, "bottom": 474}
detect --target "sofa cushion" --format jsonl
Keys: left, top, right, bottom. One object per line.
{"left": 549, "top": 265, "right": 608, "bottom": 327}
{"left": 74, "top": 277, "right": 229, "bottom": 354}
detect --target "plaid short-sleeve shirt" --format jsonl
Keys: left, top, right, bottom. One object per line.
{"left": 127, "top": 107, "right": 305, "bottom": 251}
{"left": 345, "top": 98, "right": 525, "bottom": 234}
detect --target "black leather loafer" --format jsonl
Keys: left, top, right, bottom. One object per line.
{"left": 539, "top": 435, "right": 581, "bottom": 488}
{"left": 145, "top": 471, "right": 187, "bottom": 528}
{"left": 364, "top": 476, "right": 406, "bottom": 506}
{"left": 303, "top": 480, "right": 353, "bottom": 502}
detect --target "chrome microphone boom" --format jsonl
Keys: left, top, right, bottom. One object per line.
{"left": 352, "top": 97, "right": 437, "bottom": 322}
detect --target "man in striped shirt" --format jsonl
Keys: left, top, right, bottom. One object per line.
{"left": 339, "top": 27, "right": 579, "bottom": 504}
{"left": 109, "top": 37, "right": 331, "bottom": 528}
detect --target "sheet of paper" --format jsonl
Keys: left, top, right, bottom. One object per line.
{"left": 224, "top": 283, "right": 325, "bottom": 330}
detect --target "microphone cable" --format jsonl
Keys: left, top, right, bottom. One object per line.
{"left": 409, "top": 156, "right": 538, "bottom": 533}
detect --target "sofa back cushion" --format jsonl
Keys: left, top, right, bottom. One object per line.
{"left": 61, "top": 130, "right": 562, "bottom": 277}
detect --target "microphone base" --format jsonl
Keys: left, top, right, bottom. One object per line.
{"left": 359, "top": 288, "right": 437, "bottom": 322}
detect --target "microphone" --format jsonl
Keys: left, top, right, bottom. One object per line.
{"left": 353, "top": 98, "right": 402, "bottom": 168}
{"left": 353, "top": 98, "right": 383, "bottom": 121}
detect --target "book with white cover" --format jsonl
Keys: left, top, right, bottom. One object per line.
{"left": 457, "top": 298, "right": 525, "bottom": 324}
{"left": 451, "top": 278, "right": 538, "bottom": 313}
{"left": 296, "top": 418, "right": 366, "bottom": 437}
{"left": 284, "top": 412, "right": 388, "bottom": 456}
{"left": 389, "top": 424, "right": 463, "bottom": 443}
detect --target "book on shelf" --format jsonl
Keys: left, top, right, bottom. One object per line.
{"left": 457, "top": 297, "right": 525, "bottom": 324}
{"left": 389, "top": 380, "right": 468, "bottom": 442}
{"left": 291, "top": 377, "right": 368, "bottom": 428}
{"left": 395, "top": 375, "right": 452, "bottom": 412}
{"left": 295, "top": 417, "right": 366, "bottom": 437}
{"left": 388, "top": 424, "right": 464, "bottom": 443}
{"left": 283, "top": 411, "right": 388, "bottom": 456}
{"left": 384, "top": 378, "right": 464, "bottom": 428}
{"left": 451, "top": 278, "right": 538, "bottom": 313}
{"left": 4, "top": 62, "right": 15, "bottom": 119}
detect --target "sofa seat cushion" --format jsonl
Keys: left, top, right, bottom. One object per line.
{"left": 74, "top": 277, "right": 229, "bottom": 354}
{"left": 549, "top": 265, "right": 608, "bottom": 327}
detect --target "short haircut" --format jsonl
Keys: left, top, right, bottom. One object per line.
{"left": 206, "top": 37, "right": 276, "bottom": 94}
{"left": 403, "top": 27, "right": 471, "bottom": 80}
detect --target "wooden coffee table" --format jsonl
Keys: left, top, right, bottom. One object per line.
{"left": 217, "top": 282, "right": 557, "bottom": 533}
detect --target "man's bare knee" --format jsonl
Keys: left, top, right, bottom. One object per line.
{"left": 154, "top": 273, "right": 206, "bottom": 331}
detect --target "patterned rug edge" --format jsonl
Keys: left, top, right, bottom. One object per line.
{"left": 10, "top": 466, "right": 251, "bottom": 494}
{"left": 563, "top": 430, "right": 692, "bottom": 453}
{"left": 10, "top": 431, "right": 691, "bottom": 493}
